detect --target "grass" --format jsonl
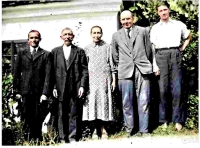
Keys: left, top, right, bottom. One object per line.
{"left": 5, "top": 123, "right": 198, "bottom": 145}
{"left": 108, "top": 123, "right": 198, "bottom": 140}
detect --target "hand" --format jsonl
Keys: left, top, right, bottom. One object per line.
{"left": 40, "top": 95, "right": 47, "bottom": 103}
{"left": 78, "top": 87, "right": 84, "bottom": 98}
{"left": 154, "top": 70, "right": 160, "bottom": 76}
{"left": 179, "top": 47, "right": 184, "bottom": 52}
{"left": 111, "top": 81, "right": 116, "bottom": 92}
{"left": 15, "top": 94, "right": 22, "bottom": 100}
{"left": 53, "top": 89, "right": 58, "bottom": 98}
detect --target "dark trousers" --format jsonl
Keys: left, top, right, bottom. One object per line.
{"left": 156, "top": 48, "right": 185, "bottom": 123}
{"left": 57, "top": 97, "right": 83, "bottom": 142}
{"left": 21, "top": 93, "right": 44, "bottom": 141}
{"left": 118, "top": 67, "right": 151, "bottom": 133}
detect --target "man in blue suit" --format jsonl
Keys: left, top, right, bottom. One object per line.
{"left": 111, "top": 10, "right": 156, "bottom": 136}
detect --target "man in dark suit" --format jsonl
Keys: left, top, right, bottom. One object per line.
{"left": 111, "top": 10, "right": 156, "bottom": 136}
{"left": 51, "top": 27, "right": 89, "bottom": 143}
{"left": 13, "top": 30, "right": 52, "bottom": 141}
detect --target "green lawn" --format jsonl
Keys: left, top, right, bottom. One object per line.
{"left": 109, "top": 123, "right": 198, "bottom": 139}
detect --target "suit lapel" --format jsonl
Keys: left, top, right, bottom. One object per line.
{"left": 23, "top": 47, "right": 32, "bottom": 60}
{"left": 67, "top": 45, "right": 78, "bottom": 70}
{"left": 33, "top": 47, "right": 44, "bottom": 61}
{"left": 57, "top": 46, "right": 67, "bottom": 71}
{"left": 130, "top": 25, "right": 139, "bottom": 44}
{"left": 119, "top": 28, "right": 129, "bottom": 47}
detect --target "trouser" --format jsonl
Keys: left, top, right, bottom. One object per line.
{"left": 155, "top": 48, "right": 185, "bottom": 123}
{"left": 118, "top": 67, "right": 151, "bottom": 133}
{"left": 21, "top": 93, "right": 44, "bottom": 141}
{"left": 57, "top": 97, "right": 83, "bottom": 142}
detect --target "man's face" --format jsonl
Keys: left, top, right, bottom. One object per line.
{"left": 120, "top": 11, "right": 134, "bottom": 29}
{"left": 91, "top": 27, "right": 102, "bottom": 43}
{"left": 158, "top": 5, "right": 170, "bottom": 21}
{"left": 28, "top": 32, "right": 41, "bottom": 48}
{"left": 60, "top": 29, "right": 74, "bottom": 46}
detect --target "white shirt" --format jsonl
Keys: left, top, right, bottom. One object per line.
{"left": 124, "top": 27, "right": 132, "bottom": 38}
{"left": 150, "top": 18, "right": 190, "bottom": 48}
{"left": 30, "top": 46, "right": 39, "bottom": 53}
{"left": 63, "top": 45, "right": 71, "bottom": 60}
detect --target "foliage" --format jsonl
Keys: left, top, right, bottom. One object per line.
{"left": 2, "top": 73, "right": 23, "bottom": 145}
{"left": 126, "top": 0, "right": 198, "bottom": 129}
{"left": 185, "top": 95, "right": 199, "bottom": 129}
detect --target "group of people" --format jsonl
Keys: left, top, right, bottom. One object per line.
{"left": 13, "top": 1, "right": 191, "bottom": 144}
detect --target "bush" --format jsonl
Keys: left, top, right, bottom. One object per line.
{"left": 185, "top": 95, "right": 198, "bottom": 129}
{"left": 2, "top": 73, "right": 24, "bottom": 145}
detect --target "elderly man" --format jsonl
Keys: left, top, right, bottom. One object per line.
{"left": 150, "top": 1, "right": 191, "bottom": 131}
{"left": 51, "top": 27, "right": 89, "bottom": 143}
{"left": 111, "top": 10, "right": 156, "bottom": 136}
{"left": 13, "top": 30, "right": 52, "bottom": 141}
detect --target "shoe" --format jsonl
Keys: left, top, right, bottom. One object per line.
{"left": 92, "top": 129, "right": 99, "bottom": 140}
{"left": 141, "top": 133, "right": 151, "bottom": 137}
{"left": 101, "top": 128, "right": 108, "bottom": 139}
{"left": 82, "top": 136, "right": 91, "bottom": 141}
{"left": 161, "top": 122, "right": 168, "bottom": 131}
{"left": 133, "top": 132, "right": 142, "bottom": 137}
{"left": 60, "top": 139, "right": 66, "bottom": 144}
{"left": 175, "top": 123, "right": 182, "bottom": 131}
{"left": 126, "top": 133, "right": 132, "bottom": 138}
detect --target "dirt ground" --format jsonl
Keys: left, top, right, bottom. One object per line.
{"left": 57, "top": 134, "right": 199, "bottom": 148}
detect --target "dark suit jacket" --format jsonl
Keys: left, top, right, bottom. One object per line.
{"left": 13, "top": 46, "right": 52, "bottom": 97}
{"left": 111, "top": 25, "right": 153, "bottom": 79}
{"left": 51, "top": 44, "right": 89, "bottom": 101}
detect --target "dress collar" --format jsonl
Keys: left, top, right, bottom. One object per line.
{"left": 91, "top": 40, "right": 105, "bottom": 48}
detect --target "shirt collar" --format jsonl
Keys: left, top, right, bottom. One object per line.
{"left": 124, "top": 27, "right": 132, "bottom": 32}
{"left": 159, "top": 18, "right": 174, "bottom": 25}
{"left": 63, "top": 44, "right": 71, "bottom": 49}
{"left": 30, "top": 46, "right": 39, "bottom": 52}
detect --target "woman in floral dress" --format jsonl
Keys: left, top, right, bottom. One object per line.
{"left": 82, "top": 26, "right": 116, "bottom": 139}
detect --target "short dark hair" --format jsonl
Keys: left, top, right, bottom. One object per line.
{"left": 28, "top": 30, "right": 41, "bottom": 38}
{"left": 90, "top": 25, "right": 103, "bottom": 34}
{"left": 157, "top": 1, "right": 170, "bottom": 10}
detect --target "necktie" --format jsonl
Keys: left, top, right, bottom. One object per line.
{"left": 127, "top": 28, "right": 131, "bottom": 39}
{"left": 32, "top": 48, "right": 36, "bottom": 58}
